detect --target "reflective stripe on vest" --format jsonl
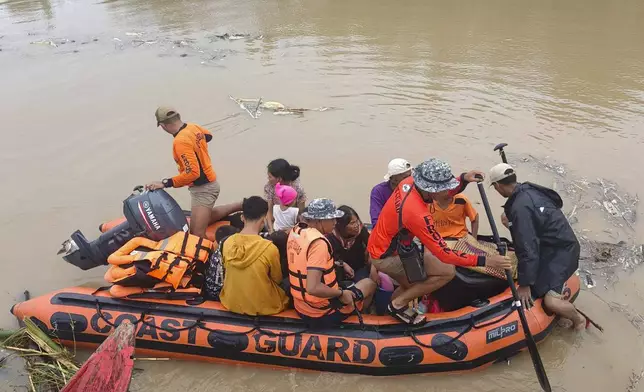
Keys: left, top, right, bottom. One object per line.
{"left": 287, "top": 225, "right": 338, "bottom": 316}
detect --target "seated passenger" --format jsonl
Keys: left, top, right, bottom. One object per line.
{"left": 367, "top": 159, "right": 511, "bottom": 325}
{"left": 431, "top": 191, "right": 519, "bottom": 281}
{"left": 370, "top": 158, "right": 412, "bottom": 226}
{"left": 288, "top": 198, "right": 377, "bottom": 328}
{"left": 429, "top": 192, "right": 479, "bottom": 239}
{"left": 265, "top": 230, "right": 291, "bottom": 294}
{"left": 325, "top": 205, "right": 378, "bottom": 283}
{"left": 272, "top": 183, "right": 299, "bottom": 232}
{"left": 220, "top": 197, "right": 289, "bottom": 315}
{"left": 264, "top": 158, "right": 307, "bottom": 233}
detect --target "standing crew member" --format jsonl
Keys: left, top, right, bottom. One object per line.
{"left": 489, "top": 163, "right": 587, "bottom": 330}
{"left": 146, "top": 107, "right": 225, "bottom": 238}
{"left": 367, "top": 159, "right": 511, "bottom": 325}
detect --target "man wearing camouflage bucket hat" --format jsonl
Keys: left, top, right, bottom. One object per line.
{"left": 368, "top": 158, "right": 511, "bottom": 325}
{"left": 287, "top": 198, "right": 377, "bottom": 327}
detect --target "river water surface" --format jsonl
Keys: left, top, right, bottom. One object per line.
{"left": 2, "top": 0, "right": 644, "bottom": 391}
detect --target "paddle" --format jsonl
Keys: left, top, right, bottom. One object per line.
{"left": 491, "top": 142, "right": 604, "bottom": 333}
{"left": 475, "top": 176, "right": 552, "bottom": 392}
{"left": 494, "top": 142, "right": 509, "bottom": 164}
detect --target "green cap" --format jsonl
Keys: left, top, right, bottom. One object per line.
{"left": 155, "top": 106, "right": 179, "bottom": 126}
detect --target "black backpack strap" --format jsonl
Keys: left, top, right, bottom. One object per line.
{"left": 218, "top": 235, "right": 231, "bottom": 255}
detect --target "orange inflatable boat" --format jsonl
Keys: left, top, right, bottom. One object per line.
{"left": 11, "top": 272, "right": 579, "bottom": 375}
{"left": 29, "top": 188, "right": 580, "bottom": 375}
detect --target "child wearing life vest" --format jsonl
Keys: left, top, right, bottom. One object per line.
{"left": 272, "top": 183, "right": 299, "bottom": 232}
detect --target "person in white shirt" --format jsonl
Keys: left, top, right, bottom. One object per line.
{"left": 272, "top": 183, "right": 299, "bottom": 232}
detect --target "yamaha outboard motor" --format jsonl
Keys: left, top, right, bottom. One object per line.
{"left": 58, "top": 187, "right": 188, "bottom": 270}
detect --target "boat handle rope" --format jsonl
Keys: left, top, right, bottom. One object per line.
{"left": 93, "top": 301, "right": 201, "bottom": 332}
{"left": 409, "top": 303, "right": 517, "bottom": 349}
{"left": 409, "top": 324, "right": 471, "bottom": 349}
{"left": 94, "top": 300, "right": 517, "bottom": 351}
{"left": 93, "top": 300, "right": 311, "bottom": 337}
{"left": 94, "top": 300, "right": 149, "bottom": 328}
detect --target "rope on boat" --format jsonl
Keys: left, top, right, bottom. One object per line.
{"left": 409, "top": 303, "right": 518, "bottom": 349}
{"left": 93, "top": 299, "right": 518, "bottom": 351}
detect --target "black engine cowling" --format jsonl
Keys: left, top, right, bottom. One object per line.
{"left": 59, "top": 189, "right": 188, "bottom": 270}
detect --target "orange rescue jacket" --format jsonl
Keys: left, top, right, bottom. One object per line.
{"left": 106, "top": 232, "right": 214, "bottom": 289}
{"left": 287, "top": 224, "right": 339, "bottom": 317}
{"left": 171, "top": 123, "right": 217, "bottom": 188}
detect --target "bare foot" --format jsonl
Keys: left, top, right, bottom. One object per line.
{"left": 573, "top": 314, "right": 588, "bottom": 331}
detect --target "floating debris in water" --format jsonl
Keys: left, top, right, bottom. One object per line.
{"left": 29, "top": 38, "right": 75, "bottom": 48}
{"left": 229, "top": 96, "right": 263, "bottom": 119}
{"left": 2, "top": 318, "right": 79, "bottom": 391}
{"left": 18, "top": 30, "right": 252, "bottom": 64}
{"left": 517, "top": 154, "right": 642, "bottom": 288}
{"left": 229, "top": 96, "right": 336, "bottom": 118}
{"left": 210, "top": 33, "right": 261, "bottom": 41}
{"left": 628, "top": 369, "right": 644, "bottom": 392}
{"left": 30, "top": 40, "right": 58, "bottom": 47}
{"left": 131, "top": 39, "right": 157, "bottom": 47}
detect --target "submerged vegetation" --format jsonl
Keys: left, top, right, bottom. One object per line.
{"left": 1, "top": 318, "right": 78, "bottom": 392}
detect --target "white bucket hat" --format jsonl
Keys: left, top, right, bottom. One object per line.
{"left": 384, "top": 158, "right": 412, "bottom": 181}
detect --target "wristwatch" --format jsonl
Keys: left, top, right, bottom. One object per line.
{"left": 161, "top": 178, "right": 172, "bottom": 188}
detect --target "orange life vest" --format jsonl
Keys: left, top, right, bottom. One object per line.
{"left": 105, "top": 232, "right": 213, "bottom": 290}
{"left": 287, "top": 225, "right": 339, "bottom": 317}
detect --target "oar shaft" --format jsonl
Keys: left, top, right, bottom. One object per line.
{"left": 476, "top": 183, "right": 503, "bottom": 250}
{"left": 476, "top": 182, "right": 551, "bottom": 392}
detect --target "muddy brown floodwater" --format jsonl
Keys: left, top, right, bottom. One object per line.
{"left": 2, "top": 0, "right": 644, "bottom": 390}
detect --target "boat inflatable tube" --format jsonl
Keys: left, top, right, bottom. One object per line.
{"left": 11, "top": 273, "right": 579, "bottom": 376}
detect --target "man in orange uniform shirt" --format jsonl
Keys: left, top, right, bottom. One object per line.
{"left": 146, "top": 107, "right": 238, "bottom": 237}
{"left": 368, "top": 158, "right": 511, "bottom": 325}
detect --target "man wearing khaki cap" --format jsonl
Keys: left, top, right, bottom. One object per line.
{"left": 146, "top": 107, "right": 231, "bottom": 238}
{"left": 489, "top": 163, "right": 587, "bottom": 331}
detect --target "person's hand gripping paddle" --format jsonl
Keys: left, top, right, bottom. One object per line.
{"left": 492, "top": 142, "right": 604, "bottom": 333}
{"left": 475, "top": 173, "right": 552, "bottom": 392}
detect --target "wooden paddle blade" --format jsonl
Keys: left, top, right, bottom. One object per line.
{"left": 61, "top": 322, "right": 135, "bottom": 392}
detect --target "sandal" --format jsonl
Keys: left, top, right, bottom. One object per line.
{"left": 387, "top": 302, "right": 426, "bottom": 325}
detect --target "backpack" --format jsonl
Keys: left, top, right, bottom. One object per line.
{"left": 201, "top": 237, "right": 230, "bottom": 300}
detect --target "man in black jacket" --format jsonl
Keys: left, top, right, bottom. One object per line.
{"left": 489, "top": 163, "right": 586, "bottom": 330}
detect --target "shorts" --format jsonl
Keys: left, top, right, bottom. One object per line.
{"left": 335, "top": 264, "right": 371, "bottom": 285}
{"left": 189, "top": 180, "right": 220, "bottom": 209}
{"left": 545, "top": 284, "right": 566, "bottom": 299}
{"left": 533, "top": 283, "right": 567, "bottom": 301}
{"left": 353, "top": 265, "right": 371, "bottom": 282}
{"left": 371, "top": 255, "right": 405, "bottom": 277}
